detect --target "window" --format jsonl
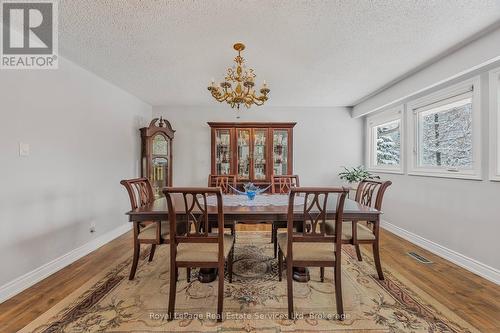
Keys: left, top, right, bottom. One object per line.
{"left": 407, "top": 77, "right": 481, "bottom": 179}
{"left": 366, "top": 106, "right": 404, "bottom": 173}
{"left": 417, "top": 95, "right": 472, "bottom": 168}
{"left": 489, "top": 67, "right": 500, "bottom": 181}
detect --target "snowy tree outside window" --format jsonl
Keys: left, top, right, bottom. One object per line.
{"left": 375, "top": 120, "right": 400, "bottom": 166}
{"left": 417, "top": 97, "right": 473, "bottom": 169}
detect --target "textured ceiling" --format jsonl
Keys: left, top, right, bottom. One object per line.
{"left": 59, "top": 0, "right": 500, "bottom": 107}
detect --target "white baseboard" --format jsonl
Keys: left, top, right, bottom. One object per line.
{"left": 381, "top": 220, "right": 500, "bottom": 285}
{"left": 0, "top": 223, "right": 132, "bottom": 303}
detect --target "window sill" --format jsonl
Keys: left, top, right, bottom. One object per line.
{"left": 489, "top": 174, "right": 500, "bottom": 182}
{"left": 408, "top": 170, "right": 482, "bottom": 181}
{"left": 367, "top": 168, "right": 404, "bottom": 175}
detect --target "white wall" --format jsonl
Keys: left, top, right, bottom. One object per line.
{"left": 357, "top": 29, "right": 500, "bottom": 283}
{"left": 153, "top": 105, "right": 363, "bottom": 187}
{"left": 375, "top": 173, "right": 500, "bottom": 274}
{"left": 0, "top": 57, "right": 152, "bottom": 298}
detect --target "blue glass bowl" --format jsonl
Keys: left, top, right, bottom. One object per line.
{"left": 246, "top": 190, "right": 257, "bottom": 200}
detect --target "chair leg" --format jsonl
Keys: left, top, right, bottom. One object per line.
{"left": 334, "top": 263, "right": 344, "bottom": 320}
{"left": 286, "top": 257, "right": 294, "bottom": 320}
{"left": 271, "top": 223, "right": 276, "bottom": 243}
{"left": 228, "top": 248, "right": 234, "bottom": 283}
{"left": 217, "top": 264, "right": 224, "bottom": 322}
{"left": 186, "top": 267, "right": 191, "bottom": 283}
{"left": 372, "top": 241, "right": 384, "bottom": 280}
{"left": 129, "top": 239, "right": 140, "bottom": 280}
{"left": 355, "top": 244, "right": 362, "bottom": 261}
{"left": 278, "top": 248, "right": 283, "bottom": 281}
{"left": 168, "top": 262, "right": 177, "bottom": 321}
{"left": 148, "top": 244, "right": 156, "bottom": 262}
{"left": 320, "top": 267, "right": 324, "bottom": 282}
{"left": 273, "top": 227, "right": 278, "bottom": 259}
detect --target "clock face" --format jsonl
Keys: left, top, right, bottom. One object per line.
{"left": 152, "top": 134, "right": 168, "bottom": 155}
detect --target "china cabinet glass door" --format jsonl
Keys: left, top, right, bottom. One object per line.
{"left": 215, "top": 129, "right": 231, "bottom": 175}
{"left": 237, "top": 129, "right": 251, "bottom": 180}
{"left": 253, "top": 129, "right": 268, "bottom": 180}
{"left": 273, "top": 129, "right": 289, "bottom": 176}
{"left": 151, "top": 134, "right": 170, "bottom": 197}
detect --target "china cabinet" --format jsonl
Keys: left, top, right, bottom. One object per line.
{"left": 208, "top": 122, "right": 295, "bottom": 187}
{"left": 140, "top": 118, "right": 175, "bottom": 197}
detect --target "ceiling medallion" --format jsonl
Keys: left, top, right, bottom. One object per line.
{"left": 208, "top": 43, "right": 270, "bottom": 110}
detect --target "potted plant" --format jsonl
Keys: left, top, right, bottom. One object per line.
{"left": 338, "top": 166, "right": 380, "bottom": 197}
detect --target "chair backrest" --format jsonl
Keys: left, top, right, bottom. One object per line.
{"left": 163, "top": 187, "right": 225, "bottom": 261}
{"left": 355, "top": 180, "right": 392, "bottom": 211}
{"left": 208, "top": 174, "right": 236, "bottom": 194}
{"left": 272, "top": 175, "right": 300, "bottom": 194}
{"left": 120, "top": 177, "right": 155, "bottom": 210}
{"left": 287, "top": 187, "right": 348, "bottom": 259}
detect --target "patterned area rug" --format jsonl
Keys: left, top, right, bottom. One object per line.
{"left": 20, "top": 232, "right": 479, "bottom": 332}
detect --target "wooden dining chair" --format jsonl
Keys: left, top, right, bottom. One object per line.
{"left": 271, "top": 175, "right": 300, "bottom": 258}
{"left": 208, "top": 174, "right": 236, "bottom": 194}
{"left": 277, "top": 187, "right": 349, "bottom": 319}
{"left": 120, "top": 177, "right": 168, "bottom": 280}
{"left": 163, "top": 187, "right": 235, "bottom": 322}
{"left": 324, "top": 179, "right": 392, "bottom": 280}
{"left": 208, "top": 174, "right": 237, "bottom": 236}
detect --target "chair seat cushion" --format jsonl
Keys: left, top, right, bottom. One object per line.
{"left": 277, "top": 232, "right": 336, "bottom": 261}
{"left": 138, "top": 222, "right": 169, "bottom": 240}
{"left": 176, "top": 234, "right": 234, "bottom": 262}
{"left": 325, "top": 221, "right": 375, "bottom": 241}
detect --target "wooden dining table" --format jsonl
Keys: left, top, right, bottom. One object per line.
{"left": 126, "top": 193, "right": 382, "bottom": 282}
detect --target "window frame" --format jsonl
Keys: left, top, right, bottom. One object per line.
{"left": 489, "top": 67, "right": 500, "bottom": 181}
{"left": 366, "top": 105, "right": 404, "bottom": 174}
{"left": 407, "top": 77, "right": 482, "bottom": 180}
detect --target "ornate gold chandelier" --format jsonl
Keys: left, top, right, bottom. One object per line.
{"left": 208, "top": 43, "right": 270, "bottom": 109}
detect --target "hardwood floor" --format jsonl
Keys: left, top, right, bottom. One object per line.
{"left": 1, "top": 225, "right": 499, "bottom": 333}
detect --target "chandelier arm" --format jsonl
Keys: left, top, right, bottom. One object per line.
{"left": 252, "top": 94, "right": 267, "bottom": 106}
{"left": 244, "top": 96, "right": 254, "bottom": 106}
{"left": 253, "top": 99, "right": 265, "bottom": 106}
{"left": 256, "top": 94, "right": 269, "bottom": 105}
{"left": 258, "top": 91, "right": 270, "bottom": 99}
{"left": 251, "top": 92, "right": 266, "bottom": 101}
{"left": 210, "top": 90, "right": 229, "bottom": 102}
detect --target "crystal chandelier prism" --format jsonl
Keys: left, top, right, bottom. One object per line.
{"left": 208, "top": 43, "right": 270, "bottom": 109}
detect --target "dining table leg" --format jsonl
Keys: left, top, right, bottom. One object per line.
{"left": 292, "top": 267, "right": 310, "bottom": 282}
{"left": 198, "top": 268, "right": 218, "bottom": 283}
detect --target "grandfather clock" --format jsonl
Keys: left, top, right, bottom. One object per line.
{"left": 140, "top": 117, "right": 174, "bottom": 197}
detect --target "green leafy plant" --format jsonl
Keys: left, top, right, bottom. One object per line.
{"left": 338, "top": 166, "right": 380, "bottom": 183}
